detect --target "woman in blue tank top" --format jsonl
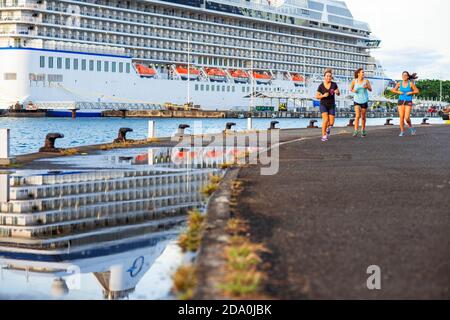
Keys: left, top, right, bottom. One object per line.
{"left": 390, "top": 71, "right": 420, "bottom": 137}
{"left": 350, "top": 68, "right": 372, "bottom": 137}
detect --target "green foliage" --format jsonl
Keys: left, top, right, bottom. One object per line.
{"left": 416, "top": 80, "right": 450, "bottom": 102}
{"left": 386, "top": 79, "right": 450, "bottom": 102}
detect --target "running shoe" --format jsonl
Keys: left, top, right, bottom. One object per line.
{"left": 353, "top": 130, "right": 359, "bottom": 137}
{"left": 361, "top": 130, "right": 367, "bottom": 137}
{"left": 326, "top": 127, "right": 331, "bottom": 137}
{"left": 409, "top": 127, "right": 417, "bottom": 136}
{"left": 321, "top": 135, "right": 328, "bottom": 142}
{"left": 399, "top": 131, "right": 406, "bottom": 137}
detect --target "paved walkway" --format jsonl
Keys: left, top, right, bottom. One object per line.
{"left": 235, "top": 125, "right": 450, "bottom": 299}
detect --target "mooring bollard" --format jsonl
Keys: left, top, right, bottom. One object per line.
{"left": 421, "top": 118, "right": 430, "bottom": 125}
{"left": 247, "top": 117, "right": 253, "bottom": 131}
{"left": 177, "top": 124, "right": 190, "bottom": 137}
{"left": 307, "top": 120, "right": 318, "bottom": 129}
{"left": 347, "top": 118, "right": 355, "bottom": 127}
{"left": 114, "top": 128, "right": 133, "bottom": 143}
{"left": 384, "top": 118, "right": 394, "bottom": 126}
{"left": 39, "top": 133, "right": 64, "bottom": 152}
{"left": 0, "top": 128, "right": 16, "bottom": 165}
{"left": 269, "top": 121, "right": 279, "bottom": 130}
{"left": 225, "top": 122, "right": 236, "bottom": 130}
{"left": 224, "top": 122, "right": 236, "bottom": 134}
{"left": 148, "top": 120, "right": 156, "bottom": 139}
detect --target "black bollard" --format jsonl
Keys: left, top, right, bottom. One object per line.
{"left": 39, "top": 133, "right": 64, "bottom": 152}
{"left": 177, "top": 124, "right": 190, "bottom": 137}
{"left": 114, "top": 128, "right": 133, "bottom": 143}
{"left": 421, "top": 118, "right": 430, "bottom": 125}
{"left": 225, "top": 122, "right": 236, "bottom": 130}
{"left": 384, "top": 118, "right": 394, "bottom": 126}
{"left": 307, "top": 120, "right": 318, "bottom": 129}
{"left": 347, "top": 118, "right": 355, "bottom": 127}
{"left": 269, "top": 121, "right": 279, "bottom": 130}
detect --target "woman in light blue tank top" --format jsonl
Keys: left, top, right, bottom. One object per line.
{"left": 390, "top": 71, "right": 420, "bottom": 137}
{"left": 350, "top": 68, "right": 372, "bottom": 137}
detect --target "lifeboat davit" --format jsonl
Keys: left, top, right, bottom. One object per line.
{"left": 176, "top": 65, "right": 200, "bottom": 80}
{"left": 252, "top": 71, "right": 272, "bottom": 85}
{"left": 205, "top": 67, "right": 228, "bottom": 83}
{"left": 135, "top": 64, "right": 157, "bottom": 78}
{"left": 229, "top": 69, "right": 250, "bottom": 84}
{"left": 291, "top": 73, "right": 305, "bottom": 87}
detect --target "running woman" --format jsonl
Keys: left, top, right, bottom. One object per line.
{"left": 390, "top": 71, "right": 420, "bottom": 136}
{"left": 316, "top": 69, "right": 340, "bottom": 142}
{"left": 350, "top": 68, "right": 372, "bottom": 137}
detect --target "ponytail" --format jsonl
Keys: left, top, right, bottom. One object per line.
{"left": 403, "top": 71, "right": 418, "bottom": 81}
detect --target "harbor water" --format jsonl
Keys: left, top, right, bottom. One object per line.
{"left": 1, "top": 117, "right": 445, "bottom": 156}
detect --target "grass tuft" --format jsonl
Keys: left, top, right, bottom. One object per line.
{"left": 172, "top": 264, "right": 197, "bottom": 300}
{"left": 178, "top": 209, "right": 205, "bottom": 253}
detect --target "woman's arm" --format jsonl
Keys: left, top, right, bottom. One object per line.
{"left": 350, "top": 80, "right": 356, "bottom": 93}
{"left": 365, "top": 80, "right": 373, "bottom": 92}
{"left": 408, "top": 82, "right": 420, "bottom": 95}
{"left": 316, "top": 91, "right": 328, "bottom": 100}
{"left": 335, "top": 87, "right": 341, "bottom": 96}
{"left": 390, "top": 82, "right": 401, "bottom": 94}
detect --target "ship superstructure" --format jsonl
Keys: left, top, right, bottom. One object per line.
{"left": 0, "top": 0, "right": 390, "bottom": 111}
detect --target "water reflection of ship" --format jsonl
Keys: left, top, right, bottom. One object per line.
{"left": 0, "top": 148, "right": 223, "bottom": 263}
{"left": 1, "top": 232, "right": 174, "bottom": 300}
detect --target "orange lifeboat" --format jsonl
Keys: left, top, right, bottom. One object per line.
{"left": 176, "top": 65, "right": 200, "bottom": 80}
{"left": 135, "top": 64, "right": 157, "bottom": 78}
{"left": 229, "top": 69, "right": 250, "bottom": 84}
{"left": 252, "top": 71, "right": 272, "bottom": 85}
{"left": 291, "top": 73, "right": 305, "bottom": 87}
{"left": 204, "top": 67, "right": 228, "bottom": 83}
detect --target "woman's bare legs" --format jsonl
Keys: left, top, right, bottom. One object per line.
{"left": 321, "top": 112, "right": 329, "bottom": 137}
{"left": 354, "top": 106, "right": 361, "bottom": 131}
{"left": 398, "top": 104, "right": 406, "bottom": 132}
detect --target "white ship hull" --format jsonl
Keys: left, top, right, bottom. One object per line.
{"left": 0, "top": 48, "right": 391, "bottom": 113}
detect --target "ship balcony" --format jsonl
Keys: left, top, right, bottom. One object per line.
{"left": 7, "top": 172, "right": 209, "bottom": 201}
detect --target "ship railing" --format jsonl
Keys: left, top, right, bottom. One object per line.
{"left": 1, "top": 190, "right": 205, "bottom": 228}
{"left": 0, "top": 209, "right": 193, "bottom": 250}
{"left": 0, "top": 3, "right": 41, "bottom": 9}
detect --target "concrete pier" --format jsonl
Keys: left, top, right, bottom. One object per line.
{"left": 0, "top": 128, "right": 16, "bottom": 165}
{"left": 228, "top": 125, "right": 450, "bottom": 299}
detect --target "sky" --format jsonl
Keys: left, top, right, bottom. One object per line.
{"left": 345, "top": 0, "right": 450, "bottom": 80}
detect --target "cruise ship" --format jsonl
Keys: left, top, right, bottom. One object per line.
{"left": 0, "top": 0, "right": 393, "bottom": 113}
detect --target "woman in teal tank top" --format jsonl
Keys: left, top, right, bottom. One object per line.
{"left": 350, "top": 68, "right": 372, "bottom": 137}
{"left": 390, "top": 71, "right": 420, "bottom": 137}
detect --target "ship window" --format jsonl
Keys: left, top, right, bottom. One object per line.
{"left": 222, "top": 86, "right": 225, "bottom": 92}
{"left": 48, "top": 57, "right": 54, "bottom": 68}
{"left": 81, "top": 59, "right": 86, "bottom": 70}
{"left": 126, "top": 63, "right": 130, "bottom": 73}
{"left": 195, "top": 84, "right": 198, "bottom": 91}
{"left": 206, "top": 85, "right": 209, "bottom": 91}
{"left": 65, "top": 58, "right": 70, "bottom": 70}
{"left": 112, "top": 62, "right": 117, "bottom": 72}
{"left": 3, "top": 73, "right": 17, "bottom": 80}
{"left": 97, "top": 60, "right": 102, "bottom": 72}
{"left": 211, "top": 85, "right": 215, "bottom": 92}
{"left": 39, "top": 56, "right": 45, "bottom": 68}
{"left": 89, "top": 60, "right": 94, "bottom": 71}
{"left": 119, "top": 62, "right": 123, "bottom": 73}
{"left": 242, "top": 87, "right": 245, "bottom": 93}
{"left": 57, "top": 57, "right": 62, "bottom": 69}
{"left": 104, "top": 61, "right": 109, "bottom": 72}
{"left": 200, "top": 84, "right": 204, "bottom": 91}
{"left": 227, "top": 86, "right": 230, "bottom": 92}
{"left": 232, "top": 86, "right": 235, "bottom": 92}
{"left": 73, "top": 59, "right": 79, "bottom": 70}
